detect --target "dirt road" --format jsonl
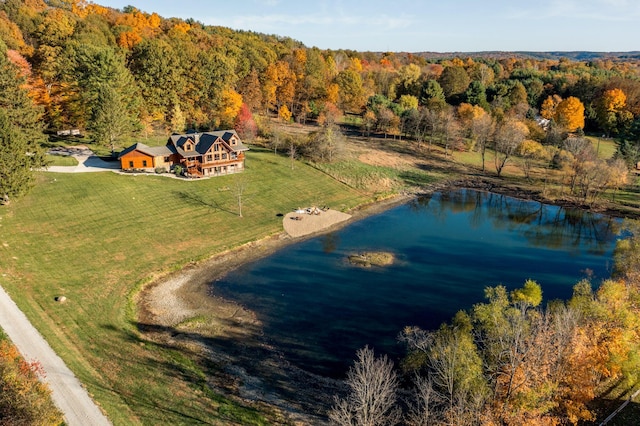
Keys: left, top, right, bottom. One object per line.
{"left": 0, "top": 285, "right": 111, "bottom": 425}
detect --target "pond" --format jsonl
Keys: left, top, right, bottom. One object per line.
{"left": 211, "top": 190, "right": 620, "bottom": 378}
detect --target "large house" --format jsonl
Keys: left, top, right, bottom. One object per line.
{"left": 118, "top": 130, "right": 249, "bottom": 177}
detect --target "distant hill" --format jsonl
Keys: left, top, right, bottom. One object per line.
{"left": 413, "top": 51, "right": 640, "bottom": 61}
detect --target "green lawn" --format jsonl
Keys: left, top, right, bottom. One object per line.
{"left": 0, "top": 148, "right": 371, "bottom": 425}
{"left": 587, "top": 135, "right": 618, "bottom": 160}
{"left": 46, "top": 154, "right": 79, "bottom": 166}
{"left": 314, "top": 159, "right": 438, "bottom": 195}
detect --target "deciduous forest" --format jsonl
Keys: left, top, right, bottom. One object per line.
{"left": 2, "top": 1, "right": 640, "bottom": 425}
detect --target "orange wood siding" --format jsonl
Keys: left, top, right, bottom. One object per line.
{"left": 120, "top": 150, "right": 155, "bottom": 169}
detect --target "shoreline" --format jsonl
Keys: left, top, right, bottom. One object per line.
{"left": 135, "top": 179, "right": 635, "bottom": 422}
{"left": 138, "top": 192, "right": 412, "bottom": 326}
{"left": 136, "top": 193, "right": 412, "bottom": 423}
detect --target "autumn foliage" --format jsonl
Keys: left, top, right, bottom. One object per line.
{"left": 0, "top": 0, "right": 639, "bottom": 149}
{"left": 555, "top": 96, "right": 585, "bottom": 132}
{"left": 0, "top": 339, "right": 63, "bottom": 425}
{"left": 234, "top": 103, "right": 257, "bottom": 140}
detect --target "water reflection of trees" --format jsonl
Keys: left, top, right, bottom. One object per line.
{"left": 414, "top": 189, "right": 620, "bottom": 255}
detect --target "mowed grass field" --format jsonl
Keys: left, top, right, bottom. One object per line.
{"left": 0, "top": 148, "right": 371, "bottom": 425}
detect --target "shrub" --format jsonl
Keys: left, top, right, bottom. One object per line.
{"left": 0, "top": 340, "right": 63, "bottom": 425}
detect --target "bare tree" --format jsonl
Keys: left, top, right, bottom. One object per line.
{"left": 232, "top": 173, "right": 249, "bottom": 217}
{"left": 441, "top": 109, "right": 461, "bottom": 157}
{"left": 288, "top": 139, "right": 297, "bottom": 170}
{"left": 470, "top": 113, "right": 495, "bottom": 173}
{"left": 270, "top": 131, "right": 283, "bottom": 155}
{"left": 406, "top": 376, "right": 442, "bottom": 426}
{"left": 422, "top": 107, "right": 450, "bottom": 153}
{"left": 560, "top": 137, "right": 600, "bottom": 198}
{"left": 329, "top": 346, "right": 401, "bottom": 426}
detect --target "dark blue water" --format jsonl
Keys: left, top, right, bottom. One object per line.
{"left": 212, "top": 190, "right": 620, "bottom": 378}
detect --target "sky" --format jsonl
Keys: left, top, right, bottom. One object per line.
{"left": 96, "top": 0, "right": 640, "bottom": 52}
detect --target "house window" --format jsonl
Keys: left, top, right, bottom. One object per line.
{"left": 143, "top": 160, "right": 148, "bottom": 167}
{"left": 214, "top": 154, "right": 220, "bottom": 160}
{"left": 231, "top": 139, "right": 237, "bottom": 145}
{"left": 222, "top": 153, "right": 227, "bottom": 160}
{"left": 206, "top": 155, "right": 212, "bottom": 162}
{"left": 214, "top": 144, "right": 220, "bottom": 152}
{"left": 231, "top": 153, "right": 237, "bottom": 159}
{"left": 164, "top": 156, "right": 170, "bottom": 162}
{"left": 129, "top": 161, "right": 134, "bottom": 168}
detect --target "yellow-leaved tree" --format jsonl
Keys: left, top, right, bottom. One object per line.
{"left": 554, "top": 96, "right": 585, "bottom": 132}
{"left": 597, "top": 88, "right": 629, "bottom": 136}
{"left": 278, "top": 105, "right": 292, "bottom": 122}
{"left": 601, "top": 88, "right": 627, "bottom": 112}
{"left": 217, "top": 89, "right": 243, "bottom": 128}
{"left": 540, "top": 94, "right": 562, "bottom": 120}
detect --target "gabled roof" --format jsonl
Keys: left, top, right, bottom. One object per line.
{"left": 220, "top": 130, "right": 250, "bottom": 152}
{"left": 166, "top": 130, "right": 249, "bottom": 155}
{"left": 118, "top": 143, "right": 171, "bottom": 159}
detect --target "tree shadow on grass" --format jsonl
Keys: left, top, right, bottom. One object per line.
{"left": 99, "top": 322, "right": 267, "bottom": 425}
{"left": 397, "top": 170, "right": 438, "bottom": 187}
{"left": 174, "top": 191, "right": 236, "bottom": 216}
{"left": 101, "top": 317, "right": 339, "bottom": 424}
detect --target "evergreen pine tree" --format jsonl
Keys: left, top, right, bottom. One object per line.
{"left": 0, "top": 42, "right": 46, "bottom": 204}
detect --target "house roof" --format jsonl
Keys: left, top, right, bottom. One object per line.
{"left": 166, "top": 130, "right": 249, "bottom": 154}
{"left": 118, "top": 143, "right": 171, "bottom": 159}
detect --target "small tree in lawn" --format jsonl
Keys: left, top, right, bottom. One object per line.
{"left": 470, "top": 109, "right": 495, "bottom": 173}
{"left": 288, "top": 138, "right": 298, "bottom": 170}
{"left": 232, "top": 173, "right": 249, "bottom": 218}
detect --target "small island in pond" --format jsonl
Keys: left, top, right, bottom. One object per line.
{"left": 347, "top": 251, "right": 395, "bottom": 268}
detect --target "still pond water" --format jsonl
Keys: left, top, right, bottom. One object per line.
{"left": 212, "top": 190, "right": 620, "bottom": 378}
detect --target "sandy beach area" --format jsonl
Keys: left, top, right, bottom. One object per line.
{"left": 282, "top": 207, "right": 352, "bottom": 238}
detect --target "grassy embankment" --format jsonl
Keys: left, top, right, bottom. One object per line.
{"left": 0, "top": 146, "right": 404, "bottom": 425}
